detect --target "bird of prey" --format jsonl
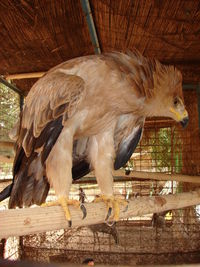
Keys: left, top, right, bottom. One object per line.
{"left": 0, "top": 49, "right": 189, "bottom": 225}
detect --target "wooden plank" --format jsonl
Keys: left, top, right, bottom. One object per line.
{"left": 1, "top": 189, "right": 200, "bottom": 238}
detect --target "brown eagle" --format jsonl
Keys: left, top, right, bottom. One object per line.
{"left": 0, "top": 49, "right": 188, "bottom": 225}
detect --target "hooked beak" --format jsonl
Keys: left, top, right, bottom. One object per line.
{"left": 170, "top": 107, "right": 189, "bottom": 128}
{"left": 180, "top": 116, "right": 189, "bottom": 128}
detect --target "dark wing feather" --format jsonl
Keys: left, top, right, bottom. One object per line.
{"left": 39, "top": 116, "right": 64, "bottom": 164}
{"left": 72, "top": 161, "right": 91, "bottom": 180}
{"left": 72, "top": 138, "right": 91, "bottom": 180}
{"left": 114, "top": 115, "right": 144, "bottom": 170}
{"left": 0, "top": 184, "right": 13, "bottom": 202}
{"left": 114, "top": 126, "right": 142, "bottom": 170}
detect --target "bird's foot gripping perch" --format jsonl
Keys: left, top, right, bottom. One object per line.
{"left": 94, "top": 195, "right": 128, "bottom": 222}
{"left": 41, "top": 197, "right": 87, "bottom": 227}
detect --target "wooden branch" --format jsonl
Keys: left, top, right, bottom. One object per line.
{"left": 1, "top": 189, "right": 200, "bottom": 238}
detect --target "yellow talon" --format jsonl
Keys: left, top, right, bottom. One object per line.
{"left": 94, "top": 195, "right": 128, "bottom": 221}
{"left": 41, "top": 197, "right": 86, "bottom": 224}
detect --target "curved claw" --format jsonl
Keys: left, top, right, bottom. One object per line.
{"left": 106, "top": 221, "right": 116, "bottom": 227}
{"left": 123, "top": 201, "right": 129, "bottom": 212}
{"left": 105, "top": 207, "right": 112, "bottom": 221}
{"left": 80, "top": 204, "right": 87, "bottom": 219}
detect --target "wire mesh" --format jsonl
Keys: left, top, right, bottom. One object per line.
{"left": 0, "top": 83, "right": 20, "bottom": 179}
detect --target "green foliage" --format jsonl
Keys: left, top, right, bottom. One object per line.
{"left": 150, "top": 127, "right": 182, "bottom": 173}
{"left": 125, "top": 127, "right": 183, "bottom": 174}
{"left": 0, "top": 83, "right": 20, "bottom": 179}
{"left": 0, "top": 83, "right": 20, "bottom": 141}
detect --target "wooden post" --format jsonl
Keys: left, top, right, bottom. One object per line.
{"left": 0, "top": 189, "right": 200, "bottom": 238}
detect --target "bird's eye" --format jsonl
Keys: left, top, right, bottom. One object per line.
{"left": 173, "top": 97, "right": 179, "bottom": 106}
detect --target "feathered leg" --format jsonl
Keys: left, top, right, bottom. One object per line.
{"left": 43, "top": 125, "right": 86, "bottom": 226}
{"left": 89, "top": 130, "right": 127, "bottom": 222}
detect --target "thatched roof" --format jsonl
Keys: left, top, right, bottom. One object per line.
{"left": 0, "top": 0, "right": 200, "bottom": 94}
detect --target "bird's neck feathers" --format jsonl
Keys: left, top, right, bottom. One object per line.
{"left": 153, "top": 60, "right": 183, "bottom": 99}
{"left": 120, "top": 50, "right": 183, "bottom": 118}
{"left": 142, "top": 61, "right": 183, "bottom": 118}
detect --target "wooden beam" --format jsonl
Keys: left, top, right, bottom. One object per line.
{"left": 83, "top": 170, "right": 200, "bottom": 184}
{"left": 6, "top": 72, "right": 45, "bottom": 80}
{"left": 113, "top": 170, "right": 200, "bottom": 184}
{"left": 0, "top": 189, "right": 200, "bottom": 238}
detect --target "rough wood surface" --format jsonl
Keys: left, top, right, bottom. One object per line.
{"left": 0, "top": 189, "right": 200, "bottom": 238}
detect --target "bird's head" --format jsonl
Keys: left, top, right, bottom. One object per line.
{"left": 149, "top": 62, "right": 189, "bottom": 128}
{"left": 169, "top": 96, "right": 189, "bottom": 128}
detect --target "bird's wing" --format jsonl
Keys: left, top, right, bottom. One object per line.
{"left": 9, "top": 72, "right": 85, "bottom": 208}
{"left": 20, "top": 72, "right": 85, "bottom": 156}
{"left": 114, "top": 115, "right": 144, "bottom": 170}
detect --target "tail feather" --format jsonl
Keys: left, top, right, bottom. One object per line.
{"left": 8, "top": 117, "right": 63, "bottom": 208}
{"left": 1, "top": 115, "right": 90, "bottom": 207}
{"left": 9, "top": 152, "right": 49, "bottom": 208}
{"left": 32, "top": 177, "right": 50, "bottom": 205}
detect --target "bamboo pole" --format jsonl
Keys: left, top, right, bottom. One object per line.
{"left": 0, "top": 189, "right": 200, "bottom": 238}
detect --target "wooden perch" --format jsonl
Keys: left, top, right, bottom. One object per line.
{"left": 1, "top": 189, "right": 200, "bottom": 238}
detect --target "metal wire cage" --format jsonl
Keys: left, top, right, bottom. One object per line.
{"left": 0, "top": 83, "right": 20, "bottom": 179}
